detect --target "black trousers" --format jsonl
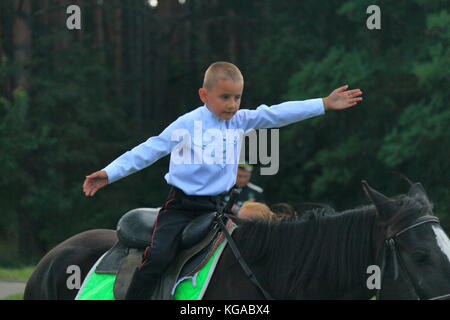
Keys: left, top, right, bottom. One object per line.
{"left": 125, "top": 186, "right": 223, "bottom": 300}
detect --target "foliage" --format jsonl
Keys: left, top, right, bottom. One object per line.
{"left": 0, "top": 0, "right": 448, "bottom": 263}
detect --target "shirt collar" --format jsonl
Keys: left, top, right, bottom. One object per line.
{"left": 202, "top": 104, "right": 226, "bottom": 122}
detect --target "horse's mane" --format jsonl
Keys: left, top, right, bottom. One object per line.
{"left": 233, "top": 205, "right": 376, "bottom": 299}
{"left": 232, "top": 192, "right": 434, "bottom": 299}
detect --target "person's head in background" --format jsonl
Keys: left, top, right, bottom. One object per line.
{"left": 270, "top": 202, "right": 297, "bottom": 220}
{"left": 236, "top": 163, "right": 253, "bottom": 188}
{"left": 238, "top": 201, "right": 275, "bottom": 221}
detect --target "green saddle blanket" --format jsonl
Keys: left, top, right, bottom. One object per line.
{"left": 76, "top": 241, "right": 227, "bottom": 300}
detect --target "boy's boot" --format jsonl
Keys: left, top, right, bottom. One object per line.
{"left": 125, "top": 268, "right": 159, "bottom": 300}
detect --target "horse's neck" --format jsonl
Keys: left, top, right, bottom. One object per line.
{"left": 270, "top": 208, "right": 377, "bottom": 299}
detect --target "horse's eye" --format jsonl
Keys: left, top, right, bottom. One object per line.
{"left": 412, "top": 251, "right": 431, "bottom": 264}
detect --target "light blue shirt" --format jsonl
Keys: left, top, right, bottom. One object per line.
{"left": 102, "top": 99, "right": 325, "bottom": 195}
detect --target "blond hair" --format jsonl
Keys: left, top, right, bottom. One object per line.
{"left": 203, "top": 61, "right": 244, "bottom": 90}
{"left": 238, "top": 201, "right": 275, "bottom": 221}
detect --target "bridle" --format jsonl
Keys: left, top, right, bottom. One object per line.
{"left": 376, "top": 215, "right": 450, "bottom": 300}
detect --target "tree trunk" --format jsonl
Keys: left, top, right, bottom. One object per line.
{"left": 112, "top": 0, "right": 122, "bottom": 99}
{"left": 0, "top": 1, "right": 13, "bottom": 97}
{"left": 227, "top": 8, "right": 237, "bottom": 63}
{"left": 12, "top": 0, "right": 42, "bottom": 262}
{"left": 94, "top": 1, "right": 104, "bottom": 49}
{"left": 12, "top": 0, "right": 32, "bottom": 91}
{"left": 134, "top": 1, "right": 143, "bottom": 129}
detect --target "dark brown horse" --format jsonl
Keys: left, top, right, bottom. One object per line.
{"left": 24, "top": 181, "right": 450, "bottom": 300}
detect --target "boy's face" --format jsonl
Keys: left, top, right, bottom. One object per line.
{"left": 199, "top": 79, "right": 244, "bottom": 120}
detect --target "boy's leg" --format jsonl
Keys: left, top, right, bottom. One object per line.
{"left": 125, "top": 188, "right": 217, "bottom": 300}
{"left": 125, "top": 210, "right": 190, "bottom": 299}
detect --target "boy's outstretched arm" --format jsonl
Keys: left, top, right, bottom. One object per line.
{"left": 323, "top": 85, "right": 363, "bottom": 111}
{"left": 83, "top": 170, "right": 108, "bottom": 196}
{"left": 236, "top": 85, "right": 363, "bottom": 132}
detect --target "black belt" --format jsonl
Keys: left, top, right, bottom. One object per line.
{"left": 170, "top": 186, "right": 230, "bottom": 201}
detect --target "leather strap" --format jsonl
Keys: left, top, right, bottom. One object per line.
{"left": 215, "top": 193, "right": 274, "bottom": 300}
{"left": 216, "top": 214, "right": 274, "bottom": 300}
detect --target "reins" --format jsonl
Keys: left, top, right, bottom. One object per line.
{"left": 215, "top": 190, "right": 274, "bottom": 300}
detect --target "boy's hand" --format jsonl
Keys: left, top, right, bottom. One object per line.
{"left": 323, "top": 85, "right": 363, "bottom": 111}
{"left": 83, "top": 170, "right": 109, "bottom": 196}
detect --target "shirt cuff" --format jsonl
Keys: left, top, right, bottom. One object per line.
{"left": 102, "top": 165, "right": 121, "bottom": 184}
{"left": 312, "top": 98, "right": 326, "bottom": 116}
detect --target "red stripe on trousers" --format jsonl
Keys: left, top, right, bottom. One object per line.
{"left": 139, "top": 189, "right": 176, "bottom": 269}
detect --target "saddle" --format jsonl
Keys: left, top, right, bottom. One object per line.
{"left": 94, "top": 207, "right": 227, "bottom": 300}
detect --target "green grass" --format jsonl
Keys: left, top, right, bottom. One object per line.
{"left": 0, "top": 266, "right": 34, "bottom": 281}
{"left": 3, "top": 293, "right": 23, "bottom": 300}
{"left": 0, "top": 267, "right": 31, "bottom": 300}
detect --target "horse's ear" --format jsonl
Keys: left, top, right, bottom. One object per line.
{"left": 408, "top": 182, "right": 426, "bottom": 198}
{"left": 408, "top": 182, "right": 433, "bottom": 210}
{"left": 361, "top": 180, "right": 398, "bottom": 220}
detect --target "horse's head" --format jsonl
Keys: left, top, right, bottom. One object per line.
{"left": 362, "top": 180, "right": 450, "bottom": 300}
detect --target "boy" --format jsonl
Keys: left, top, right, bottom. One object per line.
{"left": 83, "top": 61, "right": 363, "bottom": 299}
